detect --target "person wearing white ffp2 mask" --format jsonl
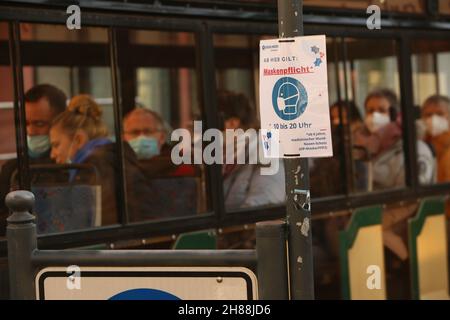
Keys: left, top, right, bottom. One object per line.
{"left": 364, "top": 111, "right": 391, "bottom": 133}
{"left": 421, "top": 95, "right": 450, "bottom": 184}
{"left": 425, "top": 114, "right": 449, "bottom": 137}
{"left": 352, "top": 89, "right": 436, "bottom": 261}
{"left": 360, "top": 89, "right": 404, "bottom": 189}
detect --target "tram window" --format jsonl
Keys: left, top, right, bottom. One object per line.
{"left": 344, "top": 38, "right": 408, "bottom": 193}
{"left": 116, "top": 29, "right": 208, "bottom": 222}
{"left": 0, "top": 22, "right": 18, "bottom": 235}
{"left": 16, "top": 23, "right": 120, "bottom": 234}
{"left": 213, "top": 34, "right": 286, "bottom": 212}
{"left": 412, "top": 39, "right": 450, "bottom": 186}
{"left": 214, "top": 34, "right": 261, "bottom": 112}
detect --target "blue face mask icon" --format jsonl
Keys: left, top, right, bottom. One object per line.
{"left": 27, "top": 135, "right": 50, "bottom": 159}
{"left": 272, "top": 77, "right": 308, "bottom": 121}
{"left": 277, "top": 82, "right": 300, "bottom": 115}
{"left": 129, "top": 136, "right": 160, "bottom": 160}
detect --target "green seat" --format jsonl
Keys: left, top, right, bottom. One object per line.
{"left": 408, "top": 197, "right": 449, "bottom": 300}
{"left": 173, "top": 229, "right": 217, "bottom": 250}
{"left": 339, "top": 205, "right": 386, "bottom": 300}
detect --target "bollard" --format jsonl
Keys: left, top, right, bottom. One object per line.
{"left": 6, "top": 190, "right": 37, "bottom": 300}
{"left": 255, "top": 221, "right": 289, "bottom": 299}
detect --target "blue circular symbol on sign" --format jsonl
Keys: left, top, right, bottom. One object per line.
{"left": 272, "top": 77, "right": 308, "bottom": 121}
{"left": 109, "top": 288, "right": 181, "bottom": 300}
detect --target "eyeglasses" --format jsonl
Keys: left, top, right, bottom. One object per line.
{"left": 124, "top": 128, "right": 162, "bottom": 138}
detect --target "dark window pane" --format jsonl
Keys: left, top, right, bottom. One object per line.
{"left": 344, "top": 38, "right": 408, "bottom": 193}
{"left": 17, "top": 23, "right": 119, "bottom": 234}
{"left": 0, "top": 22, "right": 17, "bottom": 235}
{"left": 117, "top": 29, "right": 208, "bottom": 223}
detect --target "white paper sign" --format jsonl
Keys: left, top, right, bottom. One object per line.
{"left": 259, "top": 35, "right": 333, "bottom": 158}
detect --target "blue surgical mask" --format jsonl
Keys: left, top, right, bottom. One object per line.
{"left": 27, "top": 135, "right": 50, "bottom": 159}
{"left": 129, "top": 136, "right": 160, "bottom": 160}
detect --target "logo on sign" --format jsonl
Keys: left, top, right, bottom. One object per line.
{"left": 109, "top": 288, "right": 181, "bottom": 300}
{"left": 262, "top": 44, "right": 279, "bottom": 51}
{"left": 272, "top": 77, "right": 308, "bottom": 121}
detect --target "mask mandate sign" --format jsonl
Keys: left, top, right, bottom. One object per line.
{"left": 259, "top": 35, "right": 333, "bottom": 158}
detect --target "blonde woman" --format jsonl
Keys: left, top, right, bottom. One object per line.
{"left": 49, "top": 95, "right": 118, "bottom": 225}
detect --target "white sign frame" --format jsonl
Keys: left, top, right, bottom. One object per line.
{"left": 35, "top": 266, "right": 258, "bottom": 300}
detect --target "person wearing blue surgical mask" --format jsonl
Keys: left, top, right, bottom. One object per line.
{"left": 24, "top": 85, "right": 67, "bottom": 158}
{"left": 27, "top": 135, "right": 51, "bottom": 159}
{"left": 0, "top": 84, "right": 67, "bottom": 233}
{"left": 123, "top": 108, "right": 167, "bottom": 160}
{"left": 50, "top": 95, "right": 119, "bottom": 225}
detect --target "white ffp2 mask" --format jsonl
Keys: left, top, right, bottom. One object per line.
{"left": 425, "top": 114, "right": 449, "bottom": 137}
{"left": 365, "top": 112, "right": 390, "bottom": 133}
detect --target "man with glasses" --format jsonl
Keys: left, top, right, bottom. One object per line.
{"left": 123, "top": 108, "right": 168, "bottom": 160}
{"left": 122, "top": 107, "right": 197, "bottom": 222}
{"left": 123, "top": 107, "right": 195, "bottom": 179}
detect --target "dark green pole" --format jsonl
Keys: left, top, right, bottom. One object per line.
{"left": 277, "top": 0, "right": 315, "bottom": 300}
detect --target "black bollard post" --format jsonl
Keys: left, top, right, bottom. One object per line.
{"left": 255, "top": 221, "right": 289, "bottom": 300}
{"left": 6, "top": 190, "right": 37, "bottom": 300}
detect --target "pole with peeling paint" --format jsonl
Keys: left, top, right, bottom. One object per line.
{"left": 277, "top": 0, "right": 315, "bottom": 300}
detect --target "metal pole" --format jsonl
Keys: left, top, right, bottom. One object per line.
{"left": 8, "top": 22, "right": 30, "bottom": 190}
{"left": 255, "top": 221, "right": 289, "bottom": 300}
{"left": 108, "top": 28, "right": 130, "bottom": 224}
{"left": 6, "top": 190, "right": 37, "bottom": 300}
{"left": 277, "top": 0, "right": 314, "bottom": 300}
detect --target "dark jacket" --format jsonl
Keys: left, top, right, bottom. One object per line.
{"left": 73, "top": 143, "right": 119, "bottom": 225}
{"left": 138, "top": 143, "right": 197, "bottom": 178}
{"left": 123, "top": 142, "right": 199, "bottom": 221}
{"left": 74, "top": 142, "right": 169, "bottom": 224}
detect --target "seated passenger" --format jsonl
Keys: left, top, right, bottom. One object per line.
{"left": 123, "top": 107, "right": 195, "bottom": 177}
{"left": 218, "top": 90, "right": 285, "bottom": 210}
{"left": 421, "top": 95, "right": 450, "bottom": 220}
{"left": 353, "top": 88, "right": 436, "bottom": 260}
{"left": 122, "top": 107, "right": 200, "bottom": 220}
{"left": 49, "top": 95, "right": 119, "bottom": 225}
{"left": 421, "top": 95, "right": 450, "bottom": 183}
{"left": 353, "top": 88, "right": 435, "bottom": 189}
{"left": 0, "top": 84, "right": 66, "bottom": 232}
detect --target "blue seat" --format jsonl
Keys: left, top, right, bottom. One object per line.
{"left": 32, "top": 184, "right": 101, "bottom": 234}
{"left": 12, "top": 164, "right": 102, "bottom": 234}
